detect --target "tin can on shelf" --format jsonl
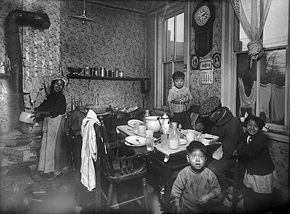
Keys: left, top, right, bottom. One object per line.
{"left": 100, "top": 67, "right": 106, "bottom": 77}
{"left": 119, "top": 70, "right": 124, "bottom": 78}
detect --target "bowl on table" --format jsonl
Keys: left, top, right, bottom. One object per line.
{"left": 200, "top": 133, "right": 219, "bottom": 145}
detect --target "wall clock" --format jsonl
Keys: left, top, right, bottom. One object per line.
{"left": 192, "top": 0, "right": 215, "bottom": 57}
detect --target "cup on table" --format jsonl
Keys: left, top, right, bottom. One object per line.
{"left": 145, "top": 130, "right": 154, "bottom": 151}
{"left": 186, "top": 132, "right": 195, "bottom": 143}
{"left": 133, "top": 122, "right": 140, "bottom": 134}
{"left": 138, "top": 125, "right": 146, "bottom": 137}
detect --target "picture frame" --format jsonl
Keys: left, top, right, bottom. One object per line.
{"left": 191, "top": 54, "right": 200, "bottom": 70}
{"left": 212, "top": 52, "right": 221, "bottom": 68}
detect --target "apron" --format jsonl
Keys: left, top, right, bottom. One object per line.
{"left": 38, "top": 115, "right": 65, "bottom": 173}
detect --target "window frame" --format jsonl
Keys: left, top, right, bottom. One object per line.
{"left": 154, "top": 2, "right": 190, "bottom": 110}
{"left": 222, "top": 1, "right": 290, "bottom": 135}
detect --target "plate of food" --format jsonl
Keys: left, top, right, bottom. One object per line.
{"left": 127, "top": 119, "right": 144, "bottom": 128}
{"left": 125, "top": 136, "right": 146, "bottom": 147}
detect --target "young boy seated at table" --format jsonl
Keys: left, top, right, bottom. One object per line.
{"left": 171, "top": 141, "right": 223, "bottom": 213}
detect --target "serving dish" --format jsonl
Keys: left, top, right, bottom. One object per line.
{"left": 127, "top": 119, "right": 144, "bottom": 128}
{"left": 200, "top": 133, "right": 219, "bottom": 145}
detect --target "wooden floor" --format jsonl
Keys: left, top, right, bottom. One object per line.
{"left": 1, "top": 165, "right": 290, "bottom": 214}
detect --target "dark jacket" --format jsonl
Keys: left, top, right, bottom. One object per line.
{"left": 237, "top": 131, "right": 274, "bottom": 175}
{"left": 35, "top": 92, "right": 66, "bottom": 118}
{"left": 210, "top": 107, "right": 243, "bottom": 159}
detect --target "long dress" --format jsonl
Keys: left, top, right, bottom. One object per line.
{"left": 35, "top": 92, "right": 67, "bottom": 174}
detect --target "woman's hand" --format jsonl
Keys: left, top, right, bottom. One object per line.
{"left": 31, "top": 112, "right": 42, "bottom": 122}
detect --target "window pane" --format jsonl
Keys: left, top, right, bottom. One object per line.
{"left": 239, "top": 26, "right": 250, "bottom": 51}
{"left": 176, "top": 13, "right": 184, "bottom": 59}
{"left": 166, "top": 17, "right": 174, "bottom": 62}
{"left": 263, "top": 0, "right": 288, "bottom": 48}
{"left": 163, "top": 62, "right": 172, "bottom": 106}
{"left": 259, "top": 49, "right": 286, "bottom": 125}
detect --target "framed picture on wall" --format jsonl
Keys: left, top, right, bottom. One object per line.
{"left": 212, "top": 52, "right": 221, "bottom": 68}
{"left": 191, "top": 54, "right": 200, "bottom": 70}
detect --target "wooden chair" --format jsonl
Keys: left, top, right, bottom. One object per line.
{"left": 224, "top": 156, "right": 246, "bottom": 212}
{"left": 94, "top": 116, "right": 149, "bottom": 213}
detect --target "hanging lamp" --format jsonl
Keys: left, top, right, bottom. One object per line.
{"left": 71, "top": 0, "right": 95, "bottom": 23}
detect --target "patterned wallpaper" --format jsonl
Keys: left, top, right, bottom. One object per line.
{"left": 189, "top": 0, "right": 222, "bottom": 105}
{"left": 0, "top": 0, "right": 147, "bottom": 131}
{"left": 60, "top": 0, "right": 147, "bottom": 110}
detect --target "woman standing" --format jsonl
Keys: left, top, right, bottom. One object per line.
{"left": 33, "top": 76, "right": 68, "bottom": 179}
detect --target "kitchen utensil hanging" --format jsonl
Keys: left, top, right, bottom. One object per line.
{"left": 71, "top": 0, "right": 95, "bottom": 23}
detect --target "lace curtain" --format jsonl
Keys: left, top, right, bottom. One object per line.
{"left": 231, "top": 0, "right": 272, "bottom": 61}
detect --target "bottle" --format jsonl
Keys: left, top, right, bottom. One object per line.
{"left": 168, "top": 122, "right": 180, "bottom": 150}
{"left": 144, "top": 109, "right": 150, "bottom": 123}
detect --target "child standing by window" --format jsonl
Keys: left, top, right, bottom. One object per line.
{"left": 234, "top": 116, "right": 280, "bottom": 213}
{"left": 171, "top": 141, "right": 222, "bottom": 213}
{"left": 168, "top": 71, "right": 193, "bottom": 129}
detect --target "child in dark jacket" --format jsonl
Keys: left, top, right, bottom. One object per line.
{"left": 234, "top": 116, "right": 280, "bottom": 213}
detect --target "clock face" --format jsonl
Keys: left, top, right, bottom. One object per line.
{"left": 194, "top": 5, "right": 211, "bottom": 26}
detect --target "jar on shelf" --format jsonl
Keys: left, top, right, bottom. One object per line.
{"left": 119, "top": 70, "right": 124, "bottom": 78}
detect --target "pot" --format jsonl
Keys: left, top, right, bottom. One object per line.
{"left": 145, "top": 116, "right": 160, "bottom": 132}
{"left": 19, "top": 111, "right": 34, "bottom": 124}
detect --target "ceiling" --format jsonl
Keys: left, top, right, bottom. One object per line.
{"left": 86, "top": 0, "right": 179, "bottom": 14}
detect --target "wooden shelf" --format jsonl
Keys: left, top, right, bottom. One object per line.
{"left": 67, "top": 74, "right": 150, "bottom": 81}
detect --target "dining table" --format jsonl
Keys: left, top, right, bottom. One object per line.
{"left": 116, "top": 123, "right": 222, "bottom": 212}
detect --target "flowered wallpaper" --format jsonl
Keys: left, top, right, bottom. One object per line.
{"left": 0, "top": 0, "right": 147, "bottom": 131}
{"left": 189, "top": 0, "right": 222, "bottom": 105}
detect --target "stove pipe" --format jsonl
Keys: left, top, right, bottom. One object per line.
{"left": 4, "top": 10, "right": 50, "bottom": 131}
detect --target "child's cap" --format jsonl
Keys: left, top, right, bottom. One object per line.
{"left": 199, "top": 96, "right": 221, "bottom": 117}
{"left": 186, "top": 141, "right": 207, "bottom": 156}
{"left": 51, "top": 74, "right": 68, "bottom": 86}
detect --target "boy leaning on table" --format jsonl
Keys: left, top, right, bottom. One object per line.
{"left": 168, "top": 71, "right": 193, "bottom": 129}
{"left": 198, "top": 96, "right": 244, "bottom": 191}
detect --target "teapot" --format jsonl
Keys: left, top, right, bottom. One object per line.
{"left": 145, "top": 116, "right": 160, "bottom": 132}
{"left": 159, "top": 113, "right": 170, "bottom": 134}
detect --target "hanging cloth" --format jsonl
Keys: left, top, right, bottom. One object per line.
{"left": 238, "top": 77, "right": 257, "bottom": 115}
{"left": 270, "top": 84, "right": 285, "bottom": 122}
{"left": 259, "top": 83, "right": 271, "bottom": 119}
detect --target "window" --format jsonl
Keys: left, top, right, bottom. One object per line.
{"left": 162, "top": 13, "right": 184, "bottom": 106}
{"left": 155, "top": 2, "right": 187, "bottom": 109}
{"left": 236, "top": 0, "right": 289, "bottom": 132}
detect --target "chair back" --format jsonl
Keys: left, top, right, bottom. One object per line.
{"left": 95, "top": 116, "right": 146, "bottom": 179}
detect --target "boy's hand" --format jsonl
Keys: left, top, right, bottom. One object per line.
{"left": 197, "top": 194, "right": 211, "bottom": 206}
